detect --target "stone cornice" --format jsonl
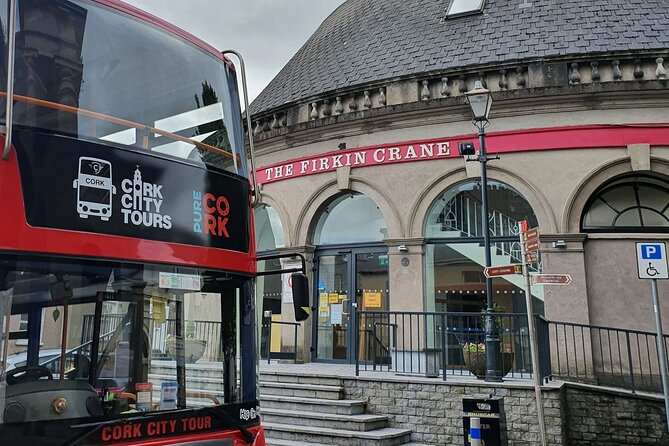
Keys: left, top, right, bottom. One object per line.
{"left": 250, "top": 51, "right": 669, "bottom": 146}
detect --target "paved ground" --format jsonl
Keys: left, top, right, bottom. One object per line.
{"left": 259, "top": 361, "right": 562, "bottom": 389}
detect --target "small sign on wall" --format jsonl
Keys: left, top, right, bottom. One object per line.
{"left": 363, "top": 291, "right": 382, "bottom": 308}
{"left": 330, "top": 304, "right": 343, "bottom": 325}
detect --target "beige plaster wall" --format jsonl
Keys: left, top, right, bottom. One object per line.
{"left": 254, "top": 95, "right": 669, "bottom": 345}
{"left": 585, "top": 238, "right": 669, "bottom": 332}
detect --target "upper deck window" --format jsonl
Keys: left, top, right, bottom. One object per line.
{"left": 445, "top": 0, "right": 486, "bottom": 18}
{"left": 2, "top": 0, "right": 247, "bottom": 177}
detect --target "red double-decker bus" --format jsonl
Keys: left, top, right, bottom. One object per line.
{"left": 0, "top": 1, "right": 306, "bottom": 444}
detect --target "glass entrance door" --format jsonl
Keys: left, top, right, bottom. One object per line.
{"left": 314, "top": 249, "right": 389, "bottom": 362}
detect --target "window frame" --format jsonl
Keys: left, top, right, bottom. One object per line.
{"left": 581, "top": 175, "right": 669, "bottom": 233}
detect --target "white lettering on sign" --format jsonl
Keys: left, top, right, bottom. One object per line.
{"left": 258, "top": 139, "right": 454, "bottom": 184}
{"left": 120, "top": 166, "right": 172, "bottom": 230}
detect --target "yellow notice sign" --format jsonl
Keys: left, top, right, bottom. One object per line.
{"left": 364, "top": 292, "right": 382, "bottom": 308}
{"left": 329, "top": 293, "right": 339, "bottom": 304}
{"left": 319, "top": 293, "right": 328, "bottom": 306}
{"left": 150, "top": 289, "right": 167, "bottom": 324}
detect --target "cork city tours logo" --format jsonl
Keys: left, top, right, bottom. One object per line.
{"left": 73, "top": 157, "right": 116, "bottom": 221}
{"left": 192, "top": 190, "right": 231, "bottom": 238}
{"left": 73, "top": 157, "right": 172, "bottom": 229}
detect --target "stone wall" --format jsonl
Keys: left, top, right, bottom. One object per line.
{"left": 565, "top": 385, "right": 669, "bottom": 445}
{"left": 340, "top": 376, "right": 566, "bottom": 445}
{"left": 339, "top": 376, "right": 669, "bottom": 445}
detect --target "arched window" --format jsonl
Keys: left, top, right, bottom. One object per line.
{"left": 425, "top": 180, "right": 538, "bottom": 238}
{"left": 254, "top": 204, "right": 286, "bottom": 252}
{"left": 423, "top": 180, "right": 542, "bottom": 315}
{"left": 581, "top": 175, "right": 669, "bottom": 232}
{"left": 314, "top": 193, "right": 387, "bottom": 245}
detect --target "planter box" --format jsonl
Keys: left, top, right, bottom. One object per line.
{"left": 463, "top": 349, "right": 514, "bottom": 379}
{"left": 390, "top": 348, "right": 440, "bottom": 377}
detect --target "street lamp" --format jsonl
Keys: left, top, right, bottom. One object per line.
{"left": 465, "top": 80, "right": 501, "bottom": 382}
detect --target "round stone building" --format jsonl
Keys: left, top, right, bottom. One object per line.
{"left": 250, "top": 0, "right": 669, "bottom": 365}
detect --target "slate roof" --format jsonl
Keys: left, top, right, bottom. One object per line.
{"left": 250, "top": 0, "right": 669, "bottom": 115}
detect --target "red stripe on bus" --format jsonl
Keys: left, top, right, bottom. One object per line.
{"left": 0, "top": 147, "right": 256, "bottom": 273}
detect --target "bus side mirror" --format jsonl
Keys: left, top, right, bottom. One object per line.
{"left": 291, "top": 273, "right": 310, "bottom": 322}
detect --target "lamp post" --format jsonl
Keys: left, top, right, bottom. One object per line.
{"left": 465, "top": 81, "right": 501, "bottom": 382}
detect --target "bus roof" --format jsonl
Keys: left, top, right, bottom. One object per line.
{"left": 91, "top": 0, "right": 236, "bottom": 71}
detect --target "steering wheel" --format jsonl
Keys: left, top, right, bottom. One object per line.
{"left": 6, "top": 366, "right": 54, "bottom": 385}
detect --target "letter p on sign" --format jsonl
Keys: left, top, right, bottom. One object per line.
{"left": 642, "top": 245, "right": 662, "bottom": 260}
{"left": 636, "top": 242, "right": 668, "bottom": 279}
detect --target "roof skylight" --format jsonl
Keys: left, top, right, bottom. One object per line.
{"left": 445, "top": 0, "right": 485, "bottom": 18}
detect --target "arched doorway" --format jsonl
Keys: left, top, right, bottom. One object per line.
{"left": 312, "top": 193, "right": 389, "bottom": 363}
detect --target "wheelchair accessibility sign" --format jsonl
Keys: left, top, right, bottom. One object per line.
{"left": 636, "top": 242, "right": 668, "bottom": 280}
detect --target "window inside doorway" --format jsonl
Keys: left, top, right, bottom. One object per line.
{"left": 314, "top": 193, "right": 388, "bottom": 244}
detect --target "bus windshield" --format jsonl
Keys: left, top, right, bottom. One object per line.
{"left": 0, "top": 0, "right": 247, "bottom": 176}
{"left": 0, "top": 254, "right": 247, "bottom": 429}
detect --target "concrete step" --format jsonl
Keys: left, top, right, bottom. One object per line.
{"left": 260, "top": 394, "right": 366, "bottom": 415}
{"left": 261, "top": 407, "right": 388, "bottom": 432}
{"left": 265, "top": 441, "right": 431, "bottom": 446}
{"left": 260, "top": 372, "right": 342, "bottom": 387}
{"left": 149, "top": 373, "right": 225, "bottom": 392}
{"left": 260, "top": 381, "right": 344, "bottom": 400}
{"left": 264, "top": 439, "right": 330, "bottom": 446}
{"left": 263, "top": 422, "right": 413, "bottom": 446}
{"left": 150, "top": 361, "right": 225, "bottom": 380}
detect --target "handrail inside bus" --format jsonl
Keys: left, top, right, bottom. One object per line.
{"left": 1, "top": 0, "right": 17, "bottom": 160}
{"left": 0, "top": 91, "right": 238, "bottom": 161}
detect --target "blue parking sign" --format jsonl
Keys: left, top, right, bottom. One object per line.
{"left": 636, "top": 242, "right": 668, "bottom": 279}
{"left": 641, "top": 244, "right": 662, "bottom": 260}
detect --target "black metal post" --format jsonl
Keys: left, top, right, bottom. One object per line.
{"left": 478, "top": 125, "right": 501, "bottom": 382}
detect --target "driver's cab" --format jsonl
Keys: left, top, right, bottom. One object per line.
{"left": 0, "top": 255, "right": 246, "bottom": 425}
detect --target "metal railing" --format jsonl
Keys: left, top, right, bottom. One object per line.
{"left": 548, "top": 320, "right": 669, "bottom": 393}
{"left": 82, "top": 315, "right": 225, "bottom": 362}
{"left": 261, "top": 320, "right": 299, "bottom": 363}
{"left": 355, "top": 310, "right": 551, "bottom": 381}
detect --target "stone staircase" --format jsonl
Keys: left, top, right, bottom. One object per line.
{"left": 260, "top": 371, "right": 427, "bottom": 446}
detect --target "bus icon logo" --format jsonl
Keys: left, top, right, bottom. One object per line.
{"left": 72, "top": 157, "right": 116, "bottom": 221}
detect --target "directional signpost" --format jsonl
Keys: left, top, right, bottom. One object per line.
{"left": 636, "top": 242, "right": 669, "bottom": 432}
{"left": 484, "top": 264, "right": 522, "bottom": 278}
{"left": 519, "top": 222, "right": 546, "bottom": 446}
{"left": 481, "top": 221, "right": 573, "bottom": 446}
{"left": 524, "top": 239, "right": 540, "bottom": 253}
{"left": 531, "top": 274, "right": 572, "bottom": 285}
{"left": 525, "top": 252, "right": 539, "bottom": 263}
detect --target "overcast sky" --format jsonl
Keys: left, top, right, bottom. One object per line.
{"left": 123, "top": 0, "right": 346, "bottom": 104}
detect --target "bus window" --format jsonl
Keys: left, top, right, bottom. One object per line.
{"left": 0, "top": 255, "right": 244, "bottom": 423}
